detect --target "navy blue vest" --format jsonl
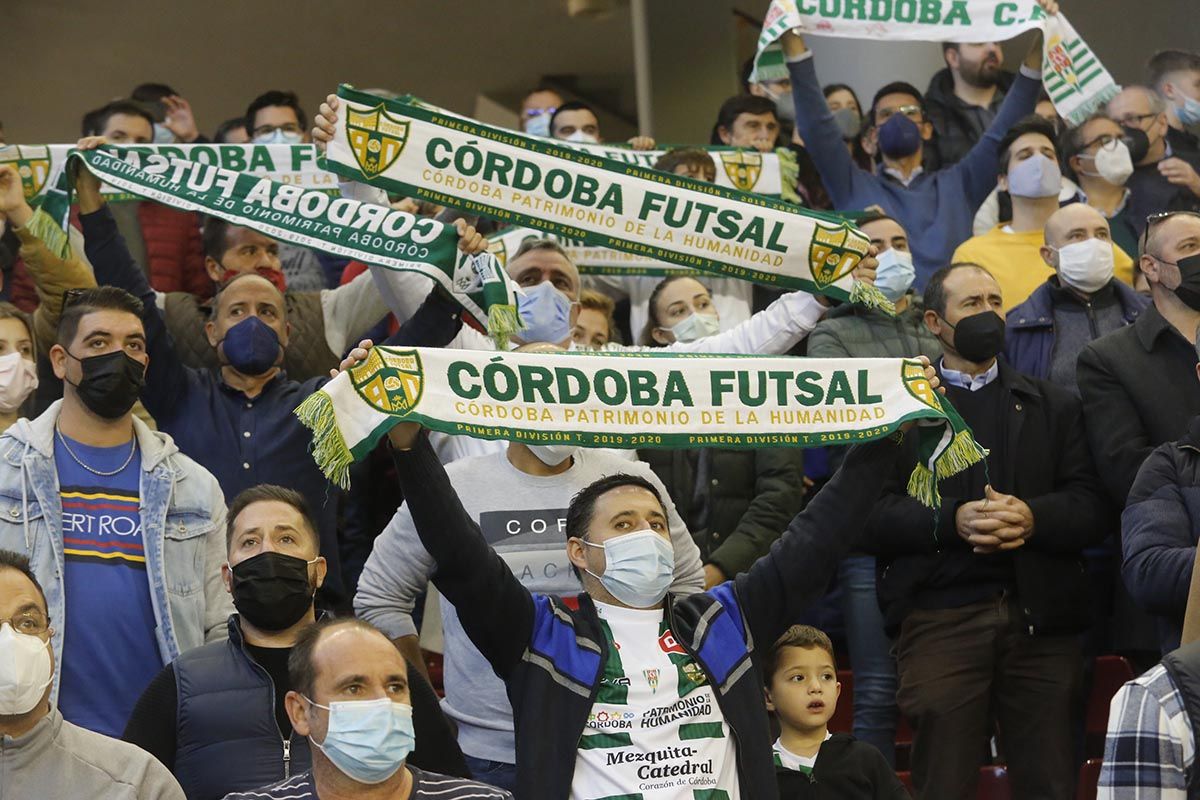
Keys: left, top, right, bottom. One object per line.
{"left": 173, "top": 615, "right": 311, "bottom": 800}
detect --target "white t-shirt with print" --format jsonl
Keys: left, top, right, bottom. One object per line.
{"left": 772, "top": 732, "right": 832, "bottom": 774}
{"left": 571, "top": 602, "right": 740, "bottom": 800}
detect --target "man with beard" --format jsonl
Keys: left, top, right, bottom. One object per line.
{"left": 927, "top": 42, "right": 1014, "bottom": 166}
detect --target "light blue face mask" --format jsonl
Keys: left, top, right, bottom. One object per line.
{"left": 153, "top": 123, "right": 176, "bottom": 144}
{"left": 525, "top": 112, "right": 553, "bottom": 138}
{"left": 306, "top": 697, "right": 415, "bottom": 785}
{"left": 583, "top": 529, "right": 675, "bottom": 608}
{"left": 253, "top": 128, "right": 304, "bottom": 145}
{"left": 1006, "top": 153, "right": 1061, "bottom": 199}
{"left": 516, "top": 280, "right": 574, "bottom": 344}
{"left": 1178, "top": 94, "right": 1200, "bottom": 127}
{"left": 873, "top": 248, "right": 916, "bottom": 303}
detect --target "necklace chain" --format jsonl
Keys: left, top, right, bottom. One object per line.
{"left": 55, "top": 426, "right": 137, "bottom": 477}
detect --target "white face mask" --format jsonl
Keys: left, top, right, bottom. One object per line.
{"left": 0, "top": 351, "right": 38, "bottom": 414}
{"left": 527, "top": 443, "right": 579, "bottom": 467}
{"left": 564, "top": 130, "right": 600, "bottom": 144}
{"left": 524, "top": 112, "right": 553, "bottom": 138}
{"left": 1052, "top": 237, "right": 1114, "bottom": 294}
{"left": 1079, "top": 139, "right": 1134, "bottom": 186}
{"left": 0, "top": 622, "right": 53, "bottom": 715}
{"left": 664, "top": 311, "right": 721, "bottom": 343}
{"left": 253, "top": 128, "right": 304, "bottom": 145}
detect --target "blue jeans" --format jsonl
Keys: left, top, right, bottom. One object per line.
{"left": 839, "top": 554, "right": 899, "bottom": 766}
{"left": 463, "top": 755, "right": 518, "bottom": 793}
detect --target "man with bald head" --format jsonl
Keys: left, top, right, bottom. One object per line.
{"left": 70, "top": 137, "right": 483, "bottom": 607}
{"left": 1107, "top": 86, "right": 1200, "bottom": 238}
{"left": 1007, "top": 203, "right": 1150, "bottom": 392}
{"left": 1079, "top": 211, "right": 1200, "bottom": 505}
{"left": 224, "top": 617, "right": 512, "bottom": 799}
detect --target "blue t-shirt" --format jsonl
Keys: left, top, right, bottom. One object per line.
{"left": 55, "top": 432, "right": 162, "bottom": 737}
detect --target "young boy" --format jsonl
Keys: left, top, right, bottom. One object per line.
{"left": 766, "top": 625, "right": 909, "bottom": 799}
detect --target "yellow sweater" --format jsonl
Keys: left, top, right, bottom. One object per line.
{"left": 951, "top": 224, "right": 1134, "bottom": 309}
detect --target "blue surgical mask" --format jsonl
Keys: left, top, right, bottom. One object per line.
{"left": 219, "top": 316, "right": 281, "bottom": 375}
{"left": 666, "top": 311, "right": 721, "bottom": 343}
{"left": 873, "top": 248, "right": 916, "bottom": 303}
{"left": 877, "top": 114, "right": 922, "bottom": 159}
{"left": 516, "top": 281, "right": 574, "bottom": 344}
{"left": 583, "top": 529, "right": 674, "bottom": 608}
{"left": 153, "top": 123, "right": 176, "bottom": 144}
{"left": 307, "top": 697, "right": 414, "bottom": 785}
{"left": 1006, "top": 153, "right": 1061, "bottom": 198}
{"left": 524, "top": 112, "right": 552, "bottom": 138}
{"left": 1178, "top": 94, "right": 1200, "bottom": 127}
{"left": 253, "top": 128, "right": 304, "bottom": 145}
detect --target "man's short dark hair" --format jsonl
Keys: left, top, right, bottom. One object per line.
{"left": 1148, "top": 50, "right": 1200, "bottom": 90}
{"left": 245, "top": 90, "right": 306, "bottom": 134}
{"left": 214, "top": 117, "right": 248, "bottom": 143}
{"left": 765, "top": 624, "right": 837, "bottom": 683}
{"left": 0, "top": 548, "right": 48, "bottom": 613}
{"left": 857, "top": 209, "right": 901, "bottom": 229}
{"left": 653, "top": 148, "right": 716, "bottom": 181}
{"left": 289, "top": 617, "right": 386, "bottom": 699}
{"left": 923, "top": 262, "right": 995, "bottom": 316}
{"left": 710, "top": 95, "right": 778, "bottom": 145}
{"left": 131, "top": 83, "right": 177, "bottom": 120}
{"left": 565, "top": 473, "right": 664, "bottom": 544}
{"left": 869, "top": 82, "right": 925, "bottom": 123}
{"left": 549, "top": 101, "right": 597, "bottom": 136}
{"left": 997, "top": 114, "right": 1059, "bottom": 175}
{"left": 226, "top": 484, "right": 319, "bottom": 553}
{"left": 57, "top": 287, "right": 144, "bottom": 350}
{"left": 202, "top": 216, "right": 233, "bottom": 261}
{"left": 81, "top": 99, "right": 156, "bottom": 137}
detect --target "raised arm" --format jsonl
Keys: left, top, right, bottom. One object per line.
{"left": 780, "top": 31, "right": 864, "bottom": 206}
{"left": 319, "top": 263, "right": 391, "bottom": 355}
{"left": 73, "top": 138, "right": 198, "bottom": 419}
{"left": 388, "top": 425, "right": 535, "bottom": 678}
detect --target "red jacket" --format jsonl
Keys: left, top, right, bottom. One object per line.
{"left": 137, "top": 203, "right": 210, "bottom": 298}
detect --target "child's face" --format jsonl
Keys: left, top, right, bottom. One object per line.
{"left": 767, "top": 646, "right": 841, "bottom": 734}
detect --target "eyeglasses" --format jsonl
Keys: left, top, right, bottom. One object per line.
{"left": 251, "top": 122, "right": 304, "bottom": 138}
{"left": 1113, "top": 112, "right": 1159, "bottom": 128}
{"left": 523, "top": 107, "right": 558, "bottom": 119}
{"left": 1080, "top": 133, "right": 1121, "bottom": 151}
{"left": 2, "top": 609, "right": 49, "bottom": 636}
{"left": 1140, "top": 210, "right": 1200, "bottom": 257}
{"left": 876, "top": 105, "right": 923, "bottom": 123}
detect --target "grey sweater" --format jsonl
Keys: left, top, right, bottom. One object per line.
{"left": 354, "top": 447, "right": 705, "bottom": 764}
{"left": 0, "top": 708, "right": 184, "bottom": 800}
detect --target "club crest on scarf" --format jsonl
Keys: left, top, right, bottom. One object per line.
{"left": 720, "top": 151, "right": 763, "bottom": 193}
{"left": 349, "top": 347, "right": 424, "bottom": 415}
{"left": 346, "top": 104, "right": 410, "bottom": 178}
{"left": 0, "top": 146, "right": 53, "bottom": 199}
{"left": 902, "top": 359, "right": 943, "bottom": 412}
{"left": 1044, "top": 33, "right": 1102, "bottom": 103}
{"left": 808, "top": 220, "right": 871, "bottom": 289}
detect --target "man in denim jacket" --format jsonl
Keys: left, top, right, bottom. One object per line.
{"left": 0, "top": 287, "right": 229, "bottom": 737}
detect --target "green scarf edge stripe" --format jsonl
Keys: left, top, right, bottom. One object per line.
{"left": 293, "top": 391, "right": 400, "bottom": 490}
{"left": 1058, "top": 83, "right": 1120, "bottom": 128}
{"left": 24, "top": 208, "right": 70, "bottom": 262}
{"left": 907, "top": 428, "right": 989, "bottom": 509}
{"left": 326, "top": 85, "right": 862, "bottom": 303}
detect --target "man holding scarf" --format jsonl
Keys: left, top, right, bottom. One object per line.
{"left": 354, "top": 351, "right": 941, "bottom": 799}
{"left": 69, "top": 136, "right": 486, "bottom": 606}
{"left": 778, "top": 0, "right": 1058, "bottom": 286}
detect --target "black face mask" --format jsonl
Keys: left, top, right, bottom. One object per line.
{"left": 1122, "top": 126, "right": 1151, "bottom": 164}
{"left": 67, "top": 350, "right": 146, "bottom": 419}
{"left": 230, "top": 551, "right": 317, "bottom": 631}
{"left": 942, "top": 310, "right": 1006, "bottom": 363}
{"left": 1166, "top": 253, "right": 1200, "bottom": 311}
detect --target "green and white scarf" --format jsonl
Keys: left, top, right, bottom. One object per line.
{"left": 322, "top": 86, "right": 890, "bottom": 311}
{"left": 750, "top": 3, "right": 1117, "bottom": 125}
{"left": 295, "top": 347, "right": 986, "bottom": 508}
{"left": 60, "top": 147, "right": 520, "bottom": 340}
{"left": 487, "top": 226, "right": 701, "bottom": 278}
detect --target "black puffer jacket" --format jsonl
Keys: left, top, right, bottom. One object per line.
{"left": 925, "top": 67, "right": 1015, "bottom": 167}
